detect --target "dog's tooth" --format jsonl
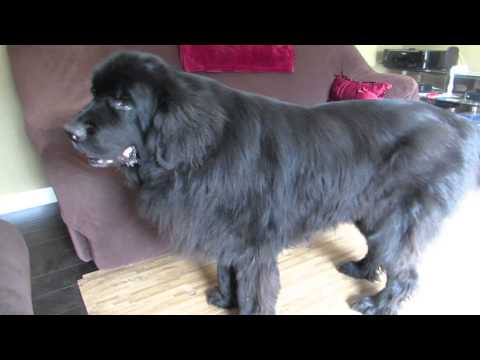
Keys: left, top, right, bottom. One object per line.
{"left": 123, "top": 146, "right": 134, "bottom": 158}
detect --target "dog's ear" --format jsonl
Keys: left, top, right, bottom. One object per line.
{"left": 134, "top": 90, "right": 158, "bottom": 133}
{"left": 128, "top": 53, "right": 226, "bottom": 170}
{"left": 151, "top": 101, "right": 226, "bottom": 170}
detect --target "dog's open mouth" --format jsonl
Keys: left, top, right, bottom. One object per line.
{"left": 86, "top": 146, "right": 138, "bottom": 168}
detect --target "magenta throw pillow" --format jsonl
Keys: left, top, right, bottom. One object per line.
{"left": 329, "top": 74, "right": 393, "bottom": 101}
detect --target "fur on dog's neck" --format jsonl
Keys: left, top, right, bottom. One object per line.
{"left": 121, "top": 71, "right": 229, "bottom": 190}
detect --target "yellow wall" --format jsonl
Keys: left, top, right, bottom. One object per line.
{"left": 355, "top": 45, "right": 379, "bottom": 68}
{"left": 0, "top": 45, "right": 49, "bottom": 197}
{"left": 458, "top": 46, "right": 480, "bottom": 72}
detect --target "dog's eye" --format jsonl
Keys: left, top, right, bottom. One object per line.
{"left": 110, "top": 98, "right": 133, "bottom": 111}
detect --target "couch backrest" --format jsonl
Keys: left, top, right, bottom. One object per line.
{"left": 7, "top": 45, "right": 371, "bottom": 151}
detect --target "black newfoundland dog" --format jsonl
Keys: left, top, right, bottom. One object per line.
{"left": 64, "top": 51, "right": 480, "bottom": 315}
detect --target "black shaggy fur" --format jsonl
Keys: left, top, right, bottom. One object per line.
{"left": 65, "top": 51, "right": 480, "bottom": 315}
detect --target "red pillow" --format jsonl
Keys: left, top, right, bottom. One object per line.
{"left": 329, "top": 74, "right": 392, "bottom": 101}
{"left": 179, "top": 45, "right": 295, "bottom": 73}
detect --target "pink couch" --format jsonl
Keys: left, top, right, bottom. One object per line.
{"left": 7, "top": 45, "right": 418, "bottom": 269}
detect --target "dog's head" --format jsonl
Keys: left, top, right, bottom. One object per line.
{"left": 65, "top": 51, "right": 224, "bottom": 171}
{"left": 64, "top": 51, "right": 172, "bottom": 168}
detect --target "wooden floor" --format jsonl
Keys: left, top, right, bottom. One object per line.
{"left": 1, "top": 204, "right": 97, "bottom": 315}
{"left": 79, "top": 224, "right": 385, "bottom": 315}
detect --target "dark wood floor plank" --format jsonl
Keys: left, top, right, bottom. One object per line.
{"left": 29, "top": 236, "right": 82, "bottom": 278}
{"left": 14, "top": 218, "right": 65, "bottom": 237}
{"left": 33, "top": 285, "right": 85, "bottom": 315}
{"left": 25, "top": 229, "right": 72, "bottom": 249}
{"left": 32, "top": 262, "right": 98, "bottom": 299}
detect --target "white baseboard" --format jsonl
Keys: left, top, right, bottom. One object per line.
{"left": 0, "top": 187, "right": 58, "bottom": 216}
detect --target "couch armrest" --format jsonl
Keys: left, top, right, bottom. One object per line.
{"left": 340, "top": 46, "right": 419, "bottom": 100}
{"left": 0, "top": 220, "right": 34, "bottom": 315}
{"left": 352, "top": 70, "right": 419, "bottom": 100}
{"left": 41, "top": 142, "right": 168, "bottom": 269}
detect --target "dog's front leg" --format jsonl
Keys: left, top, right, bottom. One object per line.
{"left": 235, "top": 256, "right": 280, "bottom": 315}
{"left": 206, "top": 264, "right": 238, "bottom": 309}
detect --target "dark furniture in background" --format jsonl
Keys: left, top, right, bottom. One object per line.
{"left": 382, "top": 47, "right": 459, "bottom": 72}
{"left": 420, "top": 95, "right": 480, "bottom": 122}
{"left": 7, "top": 45, "right": 419, "bottom": 270}
{"left": 419, "top": 73, "right": 480, "bottom": 121}
{"left": 382, "top": 47, "right": 460, "bottom": 93}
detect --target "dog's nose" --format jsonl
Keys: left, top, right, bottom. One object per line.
{"left": 64, "top": 123, "right": 87, "bottom": 143}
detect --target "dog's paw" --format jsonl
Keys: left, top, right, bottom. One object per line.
{"left": 351, "top": 296, "right": 378, "bottom": 315}
{"left": 351, "top": 296, "right": 397, "bottom": 315}
{"left": 206, "top": 287, "right": 237, "bottom": 309}
{"left": 337, "top": 262, "right": 364, "bottom": 279}
{"left": 338, "top": 262, "right": 382, "bottom": 282}
{"left": 239, "top": 308, "right": 276, "bottom": 315}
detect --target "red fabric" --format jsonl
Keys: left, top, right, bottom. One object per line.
{"left": 179, "top": 45, "right": 295, "bottom": 73}
{"left": 329, "top": 74, "right": 393, "bottom": 101}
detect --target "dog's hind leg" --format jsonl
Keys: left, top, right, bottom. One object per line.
{"left": 345, "top": 209, "right": 420, "bottom": 315}
{"left": 206, "top": 264, "right": 238, "bottom": 309}
{"left": 337, "top": 257, "right": 382, "bottom": 282}
{"left": 350, "top": 189, "right": 452, "bottom": 315}
{"left": 352, "top": 260, "right": 419, "bottom": 315}
{"left": 337, "top": 221, "right": 383, "bottom": 281}
{"left": 234, "top": 255, "right": 280, "bottom": 315}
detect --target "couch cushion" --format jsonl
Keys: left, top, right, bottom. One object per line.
{"left": 329, "top": 74, "right": 393, "bottom": 101}
{"left": 179, "top": 45, "right": 295, "bottom": 73}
